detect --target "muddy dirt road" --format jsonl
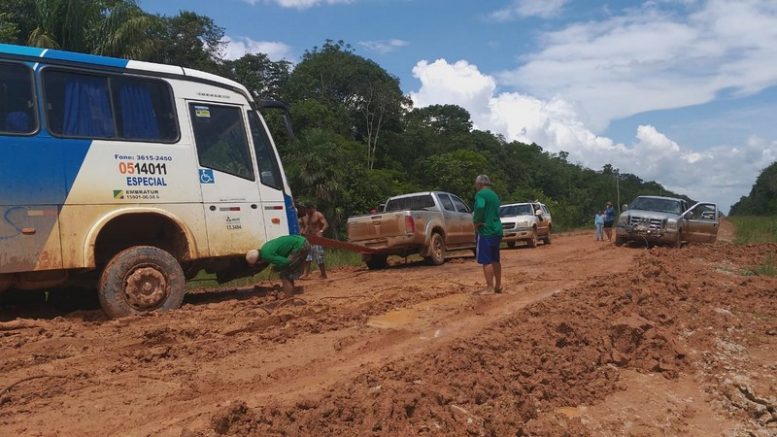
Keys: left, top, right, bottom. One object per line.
{"left": 1, "top": 224, "right": 775, "bottom": 436}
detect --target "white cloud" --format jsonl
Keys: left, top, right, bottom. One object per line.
{"left": 357, "top": 39, "right": 409, "bottom": 54}
{"left": 242, "top": 0, "right": 352, "bottom": 9}
{"left": 222, "top": 36, "right": 293, "bottom": 61}
{"left": 499, "top": 0, "right": 777, "bottom": 130}
{"left": 410, "top": 58, "right": 777, "bottom": 211}
{"left": 491, "top": 0, "right": 569, "bottom": 20}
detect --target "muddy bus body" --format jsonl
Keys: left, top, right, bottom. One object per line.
{"left": 0, "top": 43, "right": 298, "bottom": 317}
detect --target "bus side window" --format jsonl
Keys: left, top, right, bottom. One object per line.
{"left": 189, "top": 103, "right": 255, "bottom": 181}
{"left": 247, "top": 111, "right": 283, "bottom": 190}
{"left": 0, "top": 62, "right": 37, "bottom": 135}
{"left": 111, "top": 77, "right": 178, "bottom": 142}
{"left": 44, "top": 70, "right": 115, "bottom": 138}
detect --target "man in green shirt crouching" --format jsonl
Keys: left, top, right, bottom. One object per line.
{"left": 473, "top": 174, "right": 503, "bottom": 293}
{"left": 246, "top": 235, "right": 311, "bottom": 295}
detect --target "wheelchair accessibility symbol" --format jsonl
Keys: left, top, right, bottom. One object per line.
{"left": 199, "top": 168, "right": 215, "bottom": 184}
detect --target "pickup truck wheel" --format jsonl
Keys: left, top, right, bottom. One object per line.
{"left": 425, "top": 233, "right": 446, "bottom": 266}
{"left": 542, "top": 231, "right": 552, "bottom": 245}
{"left": 506, "top": 241, "right": 516, "bottom": 249}
{"left": 674, "top": 231, "right": 683, "bottom": 248}
{"left": 615, "top": 236, "right": 627, "bottom": 247}
{"left": 98, "top": 246, "right": 186, "bottom": 319}
{"left": 527, "top": 232, "right": 538, "bottom": 248}
{"left": 365, "top": 254, "right": 388, "bottom": 270}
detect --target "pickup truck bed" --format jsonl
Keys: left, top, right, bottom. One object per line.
{"left": 347, "top": 192, "right": 475, "bottom": 268}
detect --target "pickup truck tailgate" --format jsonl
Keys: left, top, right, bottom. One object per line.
{"left": 347, "top": 212, "right": 407, "bottom": 242}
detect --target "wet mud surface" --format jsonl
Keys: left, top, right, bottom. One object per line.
{"left": 1, "top": 222, "right": 775, "bottom": 436}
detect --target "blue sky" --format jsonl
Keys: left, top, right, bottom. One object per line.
{"left": 147, "top": 0, "right": 777, "bottom": 211}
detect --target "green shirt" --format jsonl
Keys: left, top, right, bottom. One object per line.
{"left": 473, "top": 187, "right": 503, "bottom": 237}
{"left": 260, "top": 235, "right": 307, "bottom": 270}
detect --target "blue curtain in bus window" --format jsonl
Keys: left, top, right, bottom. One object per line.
{"left": 63, "top": 75, "right": 115, "bottom": 137}
{"left": 5, "top": 112, "right": 30, "bottom": 132}
{"left": 117, "top": 82, "right": 159, "bottom": 140}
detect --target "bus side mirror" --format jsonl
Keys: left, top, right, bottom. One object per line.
{"left": 258, "top": 100, "right": 295, "bottom": 140}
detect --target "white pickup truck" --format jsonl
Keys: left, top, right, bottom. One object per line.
{"left": 499, "top": 202, "right": 552, "bottom": 248}
{"left": 346, "top": 192, "right": 475, "bottom": 269}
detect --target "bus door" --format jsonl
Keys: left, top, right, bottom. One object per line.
{"left": 187, "top": 101, "right": 266, "bottom": 257}
{"left": 246, "top": 110, "right": 289, "bottom": 241}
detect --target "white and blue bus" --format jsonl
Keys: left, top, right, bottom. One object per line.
{"left": 0, "top": 43, "right": 299, "bottom": 317}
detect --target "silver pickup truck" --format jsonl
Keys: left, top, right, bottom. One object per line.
{"left": 347, "top": 192, "right": 475, "bottom": 269}
{"left": 615, "top": 195, "right": 719, "bottom": 247}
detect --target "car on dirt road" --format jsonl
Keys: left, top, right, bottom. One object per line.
{"left": 615, "top": 196, "right": 719, "bottom": 247}
{"left": 499, "top": 202, "right": 552, "bottom": 248}
{"left": 347, "top": 192, "right": 475, "bottom": 269}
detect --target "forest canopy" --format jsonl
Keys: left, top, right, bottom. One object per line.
{"left": 730, "top": 162, "right": 777, "bottom": 216}
{"left": 0, "top": 0, "right": 693, "bottom": 234}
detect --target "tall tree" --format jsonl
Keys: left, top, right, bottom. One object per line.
{"left": 146, "top": 11, "right": 224, "bottom": 73}
{"left": 285, "top": 40, "right": 407, "bottom": 169}
{"left": 225, "top": 53, "right": 291, "bottom": 101}
{"left": 9, "top": 0, "right": 158, "bottom": 59}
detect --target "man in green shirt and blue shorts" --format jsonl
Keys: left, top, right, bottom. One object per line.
{"left": 473, "top": 174, "right": 503, "bottom": 294}
{"left": 246, "top": 235, "right": 311, "bottom": 295}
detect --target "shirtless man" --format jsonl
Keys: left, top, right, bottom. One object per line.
{"left": 300, "top": 205, "right": 329, "bottom": 279}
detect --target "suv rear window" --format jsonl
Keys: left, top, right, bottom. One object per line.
{"left": 385, "top": 195, "right": 435, "bottom": 212}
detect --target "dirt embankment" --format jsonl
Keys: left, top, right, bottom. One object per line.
{"left": 0, "top": 228, "right": 775, "bottom": 436}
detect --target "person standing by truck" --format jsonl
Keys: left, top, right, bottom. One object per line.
{"left": 603, "top": 201, "right": 616, "bottom": 242}
{"left": 473, "top": 175, "right": 503, "bottom": 293}
{"left": 300, "top": 205, "right": 329, "bottom": 279}
{"left": 594, "top": 210, "right": 605, "bottom": 241}
{"left": 246, "top": 235, "right": 311, "bottom": 296}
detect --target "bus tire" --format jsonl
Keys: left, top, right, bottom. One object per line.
{"left": 98, "top": 246, "right": 186, "bottom": 319}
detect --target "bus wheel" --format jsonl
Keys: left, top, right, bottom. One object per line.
{"left": 98, "top": 246, "right": 185, "bottom": 319}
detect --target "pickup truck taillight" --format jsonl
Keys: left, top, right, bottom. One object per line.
{"left": 405, "top": 215, "right": 416, "bottom": 234}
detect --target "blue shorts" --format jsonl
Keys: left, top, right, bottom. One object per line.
{"left": 476, "top": 235, "right": 501, "bottom": 265}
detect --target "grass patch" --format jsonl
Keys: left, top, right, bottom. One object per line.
{"left": 749, "top": 254, "right": 777, "bottom": 277}
{"left": 185, "top": 248, "right": 364, "bottom": 291}
{"left": 730, "top": 216, "right": 777, "bottom": 244}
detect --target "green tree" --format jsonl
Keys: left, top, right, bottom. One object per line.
{"left": 0, "top": 12, "right": 20, "bottom": 42}
{"left": 417, "top": 150, "right": 489, "bottom": 204}
{"left": 731, "top": 162, "right": 777, "bottom": 215}
{"left": 146, "top": 11, "right": 224, "bottom": 73}
{"left": 16, "top": 0, "right": 157, "bottom": 59}
{"left": 285, "top": 40, "right": 407, "bottom": 169}
{"left": 225, "top": 53, "right": 291, "bottom": 101}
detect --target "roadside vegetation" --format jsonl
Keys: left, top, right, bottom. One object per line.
{"left": 730, "top": 216, "right": 777, "bottom": 244}
{"left": 729, "top": 162, "right": 777, "bottom": 276}
{"left": 729, "top": 216, "right": 777, "bottom": 277}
